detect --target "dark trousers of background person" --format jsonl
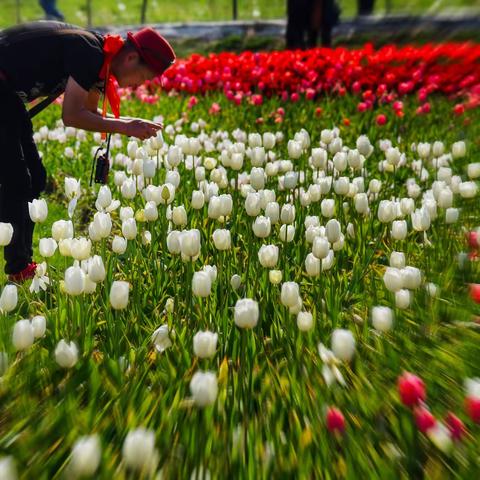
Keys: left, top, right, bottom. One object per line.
{"left": 357, "top": 0, "right": 375, "bottom": 15}
{"left": 0, "top": 78, "right": 46, "bottom": 275}
{"left": 39, "top": 0, "right": 64, "bottom": 21}
{"left": 286, "top": 0, "right": 340, "bottom": 49}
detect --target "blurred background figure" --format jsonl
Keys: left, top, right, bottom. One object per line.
{"left": 286, "top": 0, "right": 340, "bottom": 49}
{"left": 39, "top": 0, "right": 64, "bottom": 21}
{"left": 357, "top": 0, "right": 375, "bottom": 16}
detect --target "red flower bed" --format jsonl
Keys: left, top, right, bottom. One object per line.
{"left": 128, "top": 43, "right": 480, "bottom": 109}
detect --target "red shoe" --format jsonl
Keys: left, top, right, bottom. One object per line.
{"left": 8, "top": 262, "right": 38, "bottom": 283}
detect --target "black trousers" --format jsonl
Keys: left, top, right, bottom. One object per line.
{"left": 286, "top": 0, "right": 337, "bottom": 49}
{"left": 0, "top": 79, "right": 46, "bottom": 274}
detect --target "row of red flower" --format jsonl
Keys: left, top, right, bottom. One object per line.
{"left": 127, "top": 42, "right": 480, "bottom": 110}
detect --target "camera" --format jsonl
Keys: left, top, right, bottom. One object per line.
{"left": 94, "top": 154, "right": 110, "bottom": 184}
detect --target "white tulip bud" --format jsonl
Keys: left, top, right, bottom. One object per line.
{"left": 258, "top": 244, "right": 279, "bottom": 268}
{"left": 280, "top": 204, "right": 295, "bottom": 224}
{"left": 29, "top": 315, "right": 46, "bottom": 339}
{"left": 390, "top": 251, "right": 405, "bottom": 269}
{"left": 252, "top": 216, "right": 271, "bottom": 238}
{"left": 144, "top": 201, "right": 158, "bottom": 221}
{"left": 372, "top": 306, "right": 393, "bottom": 332}
{"left": 179, "top": 229, "right": 201, "bottom": 258}
{"left": 280, "top": 282, "right": 299, "bottom": 307}
{"left": 110, "top": 281, "right": 129, "bottom": 310}
{"left": 321, "top": 198, "right": 335, "bottom": 218}
{"left": 265, "top": 202, "right": 280, "bottom": 224}
{"left": 331, "top": 329, "right": 355, "bottom": 362}
{"left": 459, "top": 181, "right": 478, "bottom": 199}
{"left": 395, "top": 289, "right": 411, "bottom": 309}
{"left": 391, "top": 220, "right": 407, "bottom": 240}
{"left": 297, "top": 311, "right": 314, "bottom": 331}
{"left": 172, "top": 206, "right": 187, "bottom": 227}
{"left": 28, "top": 198, "right": 48, "bottom": 223}
{"left": 69, "top": 435, "right": 101, "bottom": 478}
{"left": 193, "top": 331, "right": 218, "bottom": 358}
{"left": 212, "top": 229, "right": 231, "bottom": 250}
{"left": 0, "top": 285, "right": 18, "bottom": 312}
{"left": 70, "top": 237, "right": 92, "bottom": 261}
{"left": 305, "top": 253, "right": 320, "bottom": 277}
{"left": 451, "top": 141, "right": 466, "bottom": 159}
{"left": 245, "top": 193, "right": 261, "bottom": 217}
{"left": 64, "top": 266, "right": 85, "bottom": 296}
{"left": 402, "top": 266, "right": 422, "bottom": 290}
{"left": 191, "top": 190, "right": 205, "bottom": 210}
{"left": 230, "top": 274, "right": 242, "bottom": 290}
{"left": 234, "top": 298, "right": 259, "bottom": 328}
{"left": 0, "top": 223, "right": 13, "bottom": 246}
{"left": 354, "top": 193, "right": 369, "bottom": 214}
{"left": 112, "top": 236, "right": 127, "bottom": 254}
{"left": 445, "top": 208, "right": 459, "bottom": 224}
{"left": 122, "top": 218, "right": 138, "bottom": 240}
{"left": 192, "top": 271, "right": 212, "bottom": 297}
{"left": 12, "top": 319, "right": 35, "bottom": 351}
{"left": 383, "top": 267, "right": 404, "bottom": 292}
{"left": 55, "top": 339, "right": 79, "bottom": 368}
{"left": 152, "top": 324, "right": 172, "bottom": 352}
{"left": 122, "top": 428, "right": 157, "bottom": 471}
{"left": 190, "top": 371, "right": 218, "bottom": 407}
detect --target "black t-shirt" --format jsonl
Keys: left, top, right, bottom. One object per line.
{"left": 0, "top": 21, "right": 105, "bottom": 102}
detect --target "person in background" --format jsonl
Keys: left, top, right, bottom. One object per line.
{"left": 357, "top": 0, "right": 375, "bottom": 16}
{"left": 39, "top": 0, "right": 65, "bottom": 21}
{"left": 286, "top": 0, "right": 340, "bottom": 49}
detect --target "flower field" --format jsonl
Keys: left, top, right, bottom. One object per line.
{"left": 1, "top": 44, "right": 480, "bottom": 478}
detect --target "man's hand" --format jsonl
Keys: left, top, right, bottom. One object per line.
{"left": 121, "top": 119, "right": 163, "bottom": 140}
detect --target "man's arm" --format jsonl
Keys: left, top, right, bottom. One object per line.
{"left": 62, "top": 77, "right": 162, "bottom": 140}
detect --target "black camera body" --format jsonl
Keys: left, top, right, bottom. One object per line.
{"left": 94, "top": 154, "right": 110, "bottom": 185}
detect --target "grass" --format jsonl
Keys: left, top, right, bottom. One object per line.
{"left": 0, "top": 90, "right": 479, "bottom": 477}
{"left": 2, "top": 0, "right": 480, "bottom": 29}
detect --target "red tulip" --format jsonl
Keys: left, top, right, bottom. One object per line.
{"left": 467, "top": 231, "right": 479, "bottom": 249}
{"left": 470, "top": 284, "right": 480, "bottom": 304}
{"left": 465, "top": 396, "right": 480, "bottom": 422}
{"left": 421, "top": 102, "right": 431, "bottom": 114}
{"left": 357, "top": 102, "right": 368, "bottom": 112}
{"left": 454, "top": 103, "right": 465, "bottom": 115}
{"left": 398, "top": 372, "right": 426, "bottom": 407}
{"left": 446, "top": 412, "right": 466, "bottom": 440}
{"left": 343, "top": 118, "right": 351, "bottom": 126}
{"left": 414, "top": 406, "right": 436, "bottom": 433}
{"left": 326, "top": 407, "right": 345, "bottom": 434}
{"left": 376, "top": 114, "right": 387, "bottom": 126}
{"left": 315, "top": 107, "right": 322, "bottom": 117}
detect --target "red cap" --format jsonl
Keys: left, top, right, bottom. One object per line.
{"left": 127, "top": 27, "right": 176, "bottom": 75}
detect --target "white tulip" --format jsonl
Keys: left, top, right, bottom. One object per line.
{"left": 65, "top": 177, "right": 81, "bottom": 199}
{"left": 31, "top": 315, "right": 46, "bottom": 338}
{"left": 70, "top": 237, "right": 92, "bottom": 261}
{"left": 321, "top": 199, "right": 335, "bottom": 218}
{"left": 69, "top": 435, "right": 101, "bottom": 478}
{"left": 279, "top": 224, "right": 295, "bottom": 242}
{"left": 64, "top": 266, "right": 85, "bottom": 296}
{"left": 445, "top": 208, "right": 459, "bottom": 224}
{"left": 297, "top": 311, "right": 314, "bottom": 331}
{"left": 245, "top": 193, "right": 261, "bottom": 217}
{"left": 383, "top": 267, "right": 403, "bottom": 292}
{"left": 52, "top": 219, "right": 73, "bottom": 241}
{"left": 402, "top": 266, "right": 422, "bottom": 290}
{"left": 110, "top": 281, "right": 129, "bottom": 310}
{"left": 354, "top": 193, "right": 369, "bottom": 214}
{"left": 395, "top": 289, "right": 411, "bottom": 309}
{"left": 378, "top": 200, "right": 396, "bottom": 223}
{"left": 0, "top": 223, "right": 13, "bottom": 246}
{"left": 451, "top": 141, "right": 466, "bottom": 158}
{"left": 193, "top": 331, "right": 218, "bottom": 358}
{"left": 230, "top": 274, "right": 242, "bottom": 290}
{"left": 325, "top": 219, "right": 341, "bottom": 243}
{"left": 331, "top": 329, "right": 355, "bottom": 362}
{"left": 28, "top": 198, "right": 48, "bottom": 223}
{"left": 280, "top": 204, "right": 295, "bottom": 224}
{"left": 258, "top": 244, "right": 279, "bottom": 268}
{"left": 122, "top": 428, "right": 157, "bottom": 471}
{"left": 112, "top": 236, "right": 127, "bottom": 254}
{"left": 265, "top": 202, "right": 280, "bottom": 224}
{"left": 458, "top": 181, "right": 478, "bottom": 199}
{"left": 0, "top": 456, "right": 17, "bottom": 480}
{"left": 152, "top": 325, "right": 172, "bottom": 352}
{"left": 0, "top": 285, "right": 17, "bottom": 312}
{"left": 234, "top": 298, "right": 259, "bottom": 328}
{"left": 390, "top": 251, "right": 405, "bottom": 269}
{"left": 39, "top": 237, "right": 57, "bottom": 257}
{"left": 252, "top": 216, "right": 271, "bottom": 238}
{"left": 391, "top": 220, "right": 407, "bottom": 240}
{"left": 281, "top": 282, "right": 299, "bottom": 308}
{"left": 121, "top": 179, "right": 136, "bottom": 199}
{"left": 190, "top": 371, "right": 218, "bottom": 407}
{"left": 12, "top": 319, "right": 35, "bottom": 351}
{"left": 372, "top": 306, "right": 393, "bottom": 332}
{"left": 144, "top": 201, "right": 158, "bottom": 221}
{"left": 87, "top": 255, "right": 106, "bottom": 283}
{"left": 172, "top": 206, "right": 187, "bottom": 226}
{"left": 122, "top": 218, "right": 137, "bottom": 240}
{"left": 179, "top": 229, "right": 201, "bottom": 258}
{"left": 191, "top": 190, "right": 205, "bottom": 210}
{"left": 55, "top": 339, "right": 78, "bottom": 368}
{"left": 192, "top": 271, "right": 212, "bottom": 297}
{"left": 428, "top": 423, "right": 453, "bottom": 454}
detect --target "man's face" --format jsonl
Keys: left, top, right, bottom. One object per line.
{"left": 115, "top": 52, "right": 156, "bottom": 89}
